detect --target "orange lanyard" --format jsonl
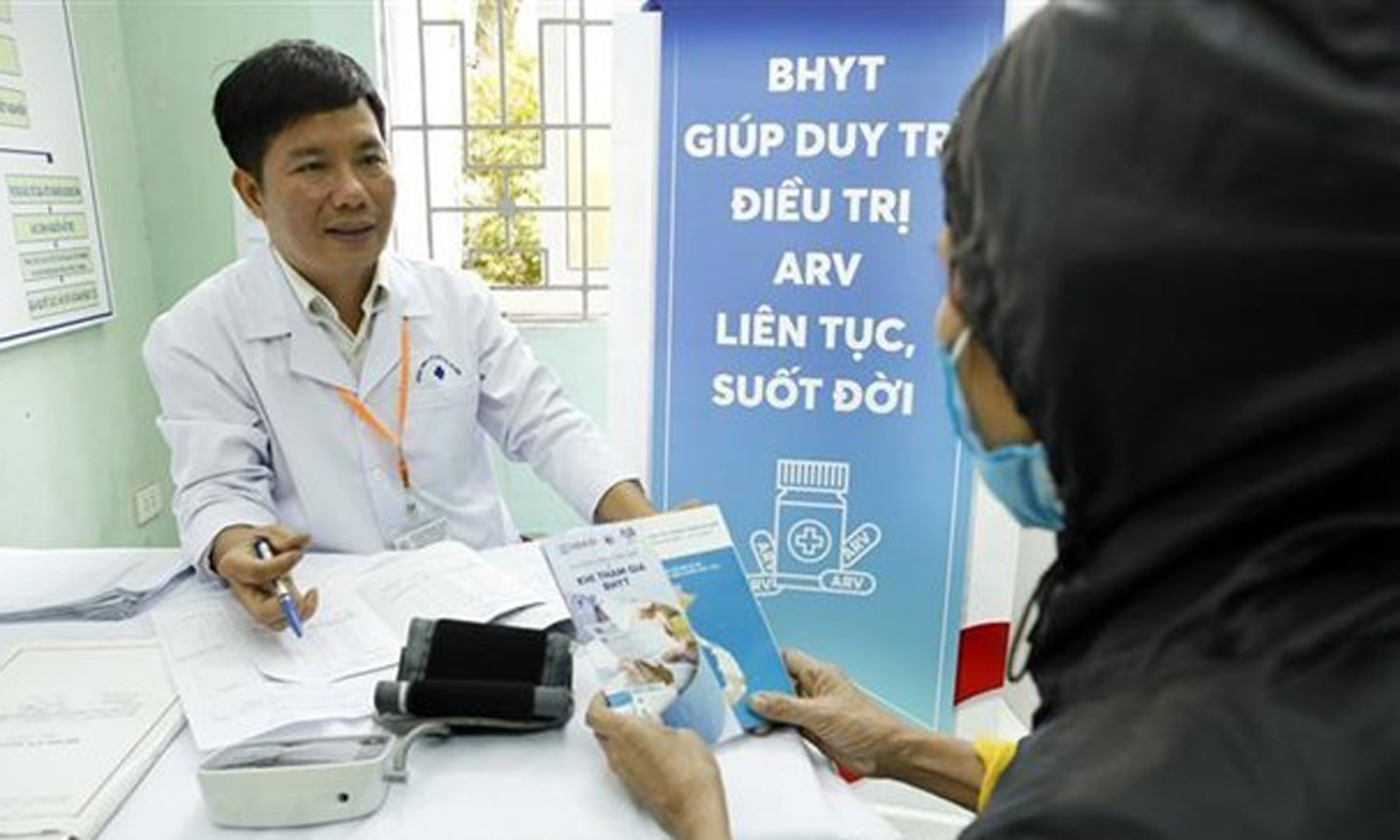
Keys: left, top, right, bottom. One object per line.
{"left": 337, "top": 317, "right": 413, "bottom": 494}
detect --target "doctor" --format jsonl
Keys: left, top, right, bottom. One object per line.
{"left": 143, "top": 40, "right": 652, "bottom": 630}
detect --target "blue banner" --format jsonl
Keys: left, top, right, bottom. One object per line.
{"left": 650, "top": 1, "right": 1004, "bottom": 729}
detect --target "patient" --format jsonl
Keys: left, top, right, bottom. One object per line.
{"left": 585, "top": 1, "right": 1400, "bottom": 838}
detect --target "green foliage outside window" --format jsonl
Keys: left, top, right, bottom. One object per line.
{"left": 463, "top": 0, "right": 543, "bottom": 286}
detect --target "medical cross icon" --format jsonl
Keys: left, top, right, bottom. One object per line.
{"left": 788, "top": 520, "right": 832, "bottom": 562}
{"left": 747, "top": 458, "right": 882, "bottom": 598}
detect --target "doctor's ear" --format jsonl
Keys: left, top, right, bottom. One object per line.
{"left": 231, "top": 168, "right": 265, "bottom": 221}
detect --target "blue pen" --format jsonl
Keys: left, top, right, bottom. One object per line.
{"left": 254, "top": 537, "right": 305, "bottom": 637}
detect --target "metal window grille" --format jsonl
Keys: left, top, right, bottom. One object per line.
{"left": 379, "top": 0, "right": 612, "bottom": 321}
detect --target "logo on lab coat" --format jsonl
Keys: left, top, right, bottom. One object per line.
{"left": 415, "top": 354, "right": 463, "bottom": 384}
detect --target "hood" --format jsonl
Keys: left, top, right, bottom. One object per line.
{"left": 942, "top": 0, "right": 1400, "bottom": 708}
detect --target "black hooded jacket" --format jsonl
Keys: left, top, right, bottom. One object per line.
{"left": 942, "top": 1, "right": 1400, "bottom": 835}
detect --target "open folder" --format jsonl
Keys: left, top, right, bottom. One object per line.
{"left": 0, "top": 639, "right": 185, "bottom": 839}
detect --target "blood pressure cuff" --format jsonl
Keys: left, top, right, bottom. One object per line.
{"left": 374, "top": 618, "right": 574, "bottom": 731}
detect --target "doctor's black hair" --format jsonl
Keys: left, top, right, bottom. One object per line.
{"left": 213, "top": 39, "right": 386, "bottom": 180}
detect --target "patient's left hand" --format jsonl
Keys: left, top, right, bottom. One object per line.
{"left": 585, "top": 694, "right": 731, "bottom": 840}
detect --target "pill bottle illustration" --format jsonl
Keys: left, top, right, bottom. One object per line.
{"left": 773, "top": 459, "right": 849, "bottom": 576}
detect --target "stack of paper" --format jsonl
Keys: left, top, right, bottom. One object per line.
{"left": 0, "top": 547, "right": 191, "bottom": 623}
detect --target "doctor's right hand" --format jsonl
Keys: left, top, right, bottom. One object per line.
{"left": 210, "top": 525, "right": 319, "bottom": 631}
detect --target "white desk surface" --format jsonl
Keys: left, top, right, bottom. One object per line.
{"left": 0, "top": 557, "right": 898, "bottom": 840}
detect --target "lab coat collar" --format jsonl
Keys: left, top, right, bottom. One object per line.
{"left": 356, "top": 253, "right": 433, "bottom": 398}
{"left": 237, "top": 247, "right": 431, "bottom": 394}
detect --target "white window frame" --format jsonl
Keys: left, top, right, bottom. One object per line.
{"left": 377, "top": 0, "right": 613, "bottom": 322}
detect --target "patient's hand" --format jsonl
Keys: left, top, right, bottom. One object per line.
{"left": 585, "top": 694, "right": 731, "bottom": 840}
{"left": 749, "top": 648, "right": 910, "bottom": 777}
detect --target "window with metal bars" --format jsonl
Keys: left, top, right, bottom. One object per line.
{"left": 379, "top": 0, "right": 613, "bottom": 321}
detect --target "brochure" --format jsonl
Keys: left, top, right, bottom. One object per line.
{"left": 541, "top": 505, "right": 791, "bottom": 744}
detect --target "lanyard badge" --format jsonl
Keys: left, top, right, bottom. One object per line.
{"left": 337, "top": 317, "right": 448, "bottom": 550}
{"left": 389, "top": 517, "right": 449, "bottom": 551}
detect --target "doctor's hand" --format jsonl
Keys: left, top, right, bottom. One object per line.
{"left": 585, "top": 695, "right": 731, "bottom": 840}
{"left": 211, "top": 525, "right": 319, "bottom": 631}
{"left": 593, "top": 480, "right": 657, "bottom": 523}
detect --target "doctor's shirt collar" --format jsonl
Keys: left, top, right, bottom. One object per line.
{"left": 272, "top": 247, "right": 391, "bottom": 343}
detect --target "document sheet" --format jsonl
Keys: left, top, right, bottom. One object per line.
{"left": 152, "top": 541, "right": 549, "bottom": 750}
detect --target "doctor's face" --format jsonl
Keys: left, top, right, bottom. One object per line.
{"left": 234, "top": 100, "right": 395, "bottom": 293}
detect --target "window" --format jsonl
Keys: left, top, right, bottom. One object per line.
{"left": 380, "top": 0, "right": 614, "bottom": 321}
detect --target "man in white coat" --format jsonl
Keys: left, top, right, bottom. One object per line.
{"left": 143, "top": 40, "right": 652, "bottom": 630}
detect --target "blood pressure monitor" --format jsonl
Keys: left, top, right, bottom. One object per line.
{"left": 195, "top": 616, "right": 575, "bottom": 828}
{"left": 197, "top": 734, "right": 394, "bottom": 827}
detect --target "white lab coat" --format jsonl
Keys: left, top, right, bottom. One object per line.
{"left": 143, "top": 247, "right": 632, "bottom": 566}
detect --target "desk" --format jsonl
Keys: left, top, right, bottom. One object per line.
{"left": 0, "top": 563, "right": 898, "bottom": 839}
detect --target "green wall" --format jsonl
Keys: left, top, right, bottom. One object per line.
{"left": 0, "top": 2, "right": 172, "bottom": 548}
{"left": 0, "top": 0, "right": 610, "bottom": 548}
{"left": 492, "top": 323, "right": 610, "bottom": 536}
{"left": 117, "top": 0, "right": 378, "bottom": 309}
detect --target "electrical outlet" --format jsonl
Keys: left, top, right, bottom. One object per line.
{"left": 133, "top": 482, "right": 163, "bottom": 527}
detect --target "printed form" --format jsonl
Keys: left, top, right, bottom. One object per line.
{"left": 153, "top": 542, "right": 549, "bottom": 751}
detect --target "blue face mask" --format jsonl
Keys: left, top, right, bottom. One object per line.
{"left": 939, "top": 329, "right": 1065, "bottom": 531}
